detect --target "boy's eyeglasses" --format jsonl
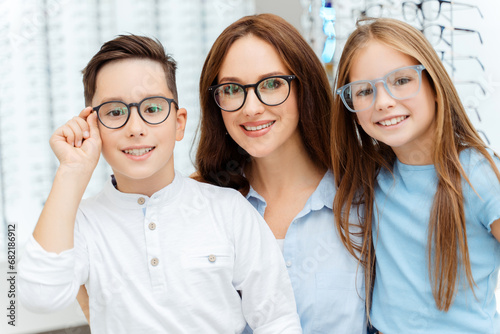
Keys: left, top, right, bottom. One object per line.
{"left": 93, "top": 96, "right": 178, "bottom": 129}
{"left": 336, "top": 65, "right": 426, "bottom": 113}
{"left": 208, "top": 75, "right": 296, "bottom": 112}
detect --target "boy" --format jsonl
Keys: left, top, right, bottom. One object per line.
{"left": 19, "top": 35, "right": 301, "bottom": 333}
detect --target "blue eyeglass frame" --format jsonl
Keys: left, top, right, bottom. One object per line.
{"left": 208, "top": 75, "right": 296, "bottom": 112}
{"left": 336, "top": 65, "right": 426, "bottom": 113}
{"left": 92, "top": 96, "right": 179, "bottom": 129}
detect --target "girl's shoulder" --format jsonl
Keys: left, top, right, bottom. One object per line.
{"left": 459, "top": 147, "right": 499, "bottom": 175}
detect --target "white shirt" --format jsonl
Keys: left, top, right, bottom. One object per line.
{"left": 19, "top": 172, "right": 302, "bottom": 334}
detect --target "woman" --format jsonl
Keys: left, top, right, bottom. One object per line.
{"left": 194, "top": 13, "right": 365, "bottom": 333}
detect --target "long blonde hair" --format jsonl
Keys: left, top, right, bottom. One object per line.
{"left": 332, "top": 18, "right": 500, "bottom": 315}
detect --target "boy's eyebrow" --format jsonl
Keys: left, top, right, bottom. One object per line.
{"left": 96, "top": 94, "right": 169, "bottom": 104}
{"left": 218, "top": 71, "right": 286, "bottom": 84}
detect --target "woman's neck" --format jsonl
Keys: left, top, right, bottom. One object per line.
{"left": 246, "top": 140, "right": 325, "bottom": 197}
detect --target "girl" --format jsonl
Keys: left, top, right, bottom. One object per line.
{"left": 332, "top": 18, "right": 500, "bottom": 333}
{"left": 195, "top": 14, "right": 365, "bottom": 333}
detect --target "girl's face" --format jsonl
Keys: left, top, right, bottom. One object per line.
{"left": 217, "top": 35, "right": 301, "bottom": 160}
{"left": 349, "top": 40, "right": 437, "bottom": 165}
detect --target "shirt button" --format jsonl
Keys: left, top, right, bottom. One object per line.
{"left": 151, "top": 258, "right": 159, "bottom": 266}
{"left": 208, "top": 254, "right": 216, "bottom": 262}
{"left": 137, "top": 197, "right": 145, "bottom": 205}
{"left": 148, "top": 222, "right": 156, "bottom": 230}
{"left": 286, "top": 261, "right": 292, "bottom": 267}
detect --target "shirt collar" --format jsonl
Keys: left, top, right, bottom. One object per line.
{"left": 103, "top": 170, "right": 184, "bottom": 209}
{"left": 246, "top": 170, "right": 335, "bottom": 217}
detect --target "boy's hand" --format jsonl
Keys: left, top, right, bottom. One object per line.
{"left": 50, "top": 107, "right": 102, "bottom": 172}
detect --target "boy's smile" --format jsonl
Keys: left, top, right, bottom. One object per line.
{"left": 92, "top": 58, "right": 187, "bottom": 196}
{"left": 121, "top": 145, "right": 155, "bottom": 159}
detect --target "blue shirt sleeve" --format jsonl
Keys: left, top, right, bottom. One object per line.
{"left": 465, "top": 150, "right": 500, "bottom": 232}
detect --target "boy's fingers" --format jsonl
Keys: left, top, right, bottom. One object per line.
{"left": 78, "top": 106, "right": 93, "bottom": 121}
{"left": 87, "top": 112, "right": 101, "bottom": 141}
{"left": 67, "top": 117, "right": 86, "bottom": 147}
{"left": 74, "top": 116, "right": 91, "bottom": 139}
{"left": 60, "top": 125, "right": 75, "bottom": 147}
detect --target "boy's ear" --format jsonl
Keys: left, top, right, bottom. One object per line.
{"left": 175, "top": 108, "right": 187, "bottom": 141}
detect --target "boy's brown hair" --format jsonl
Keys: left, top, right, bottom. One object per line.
{"left": 82, "top": 34, "right": 178, "bottom": 106}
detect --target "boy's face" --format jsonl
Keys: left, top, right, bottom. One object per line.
{"left": 92, "top": 58, "right": 187, "bottom": 195}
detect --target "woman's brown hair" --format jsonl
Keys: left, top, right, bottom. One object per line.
{"left": 332, "top": 17, "right": 500, "bottom": 317}
{"left": 195, "top": 13, "right": 333, "bottom": 194}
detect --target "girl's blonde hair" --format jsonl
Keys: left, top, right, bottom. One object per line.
{"left": 332, "top": 18, "right": 500, "bottom": 316}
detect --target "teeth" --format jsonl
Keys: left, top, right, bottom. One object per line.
{"left": 124, "top": 147, "right": 154, "bottom": 156}
{"left": 243, "top": 121, "right": 275, "bottom": 131}
{"left": 379, "top": 116, "right": 407, "bottom": 126}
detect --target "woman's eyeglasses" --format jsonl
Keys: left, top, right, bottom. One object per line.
{"left": 209, "top": 75, "right": 296, "bottom": 112}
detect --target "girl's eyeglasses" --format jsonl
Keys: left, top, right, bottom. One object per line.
{"left": 336, "top": 65, "right": 426, "bottom": 113}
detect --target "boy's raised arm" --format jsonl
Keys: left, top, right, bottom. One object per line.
{"left": 33, "top": 107, "right": 101, "bottom": 253}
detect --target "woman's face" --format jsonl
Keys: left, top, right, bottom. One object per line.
{"left": 217, "top": 35, "right": 301, "bottom": 160}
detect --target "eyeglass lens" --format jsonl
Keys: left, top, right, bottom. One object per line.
{"left": 341, "top": 67, "right": 422, "bottom": 112}
{"left": 403, "top": 0, "right": 441, "bottom": 24}
{"left": 98, "top": 97, "right": 171, "bottom": 128}
{"left": 214, "top": 77, "right": 291, "bottom": 112}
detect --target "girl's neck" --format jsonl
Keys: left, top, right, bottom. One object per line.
{"left": 246, "top": 140, "right": 325, "bottom": 196}
{"left": 392, "top": 140, "right": 434, "bottom": 166}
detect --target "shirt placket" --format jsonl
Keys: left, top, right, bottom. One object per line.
{"left": 138, "top": 195, "right": 167, "bottom": 293}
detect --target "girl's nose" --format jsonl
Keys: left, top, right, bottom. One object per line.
{"left": 374, "top": 83, "right": 396, "bottom": 112}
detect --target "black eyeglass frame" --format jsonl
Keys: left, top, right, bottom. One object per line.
{"left": 402, "top": 0, "right": 483, "bottom": 25}
{"left": 92, "top": 96, "right": 179, "bottom": 129}
{"left": 208, "top": 75, "right": 297, "bottom": 112}
{"left": 422, "top": 24, "right": 483, "bottom": 47}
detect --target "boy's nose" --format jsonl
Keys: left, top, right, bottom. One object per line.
{"left": 242, "top": 88, "right": 265, "bottom": 117}
{"left": 125, "top": 107, "right": 146, "bottom": 136}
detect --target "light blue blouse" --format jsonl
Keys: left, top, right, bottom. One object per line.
{"left": 244, "top": 170, "right": 366, "bottom": 333}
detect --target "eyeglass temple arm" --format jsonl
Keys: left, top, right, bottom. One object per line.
{"left": 453, "top": 27, "right": 483, "bottom": 44}
{"left": 441, "top": 0, "right": 484, "bottom": 18}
